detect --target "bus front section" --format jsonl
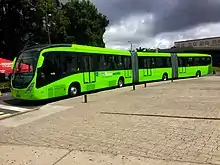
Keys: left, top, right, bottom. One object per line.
{"left": 11, "top": 50, "right": 39, "bottom": 100}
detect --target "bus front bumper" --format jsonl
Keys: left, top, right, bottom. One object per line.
{"left": 11, "top": 88, "right": 38, "bottom": 101}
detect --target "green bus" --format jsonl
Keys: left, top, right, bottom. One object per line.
{"left": 11, "top": 44, "right": 212, "bottom": 100}
{"left": 133, "top": 52, "right": 212, "bottom": 83}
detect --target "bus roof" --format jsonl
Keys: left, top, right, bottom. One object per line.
{"left": 23, "top": 44, "right": 131, "bottom": 56}
{"left": 137, "top": 52, "right": 211, "bottom": 57}
{"left": 71, "top": 44, "right": 130, "bottom": 55}
{"left": 23, "top": 44, "right": 72, "bottom": 52}
{"left": 177, "top": 53, "right": 211, "bottom": 57}
{"left": 137, "top": 52, "right": 171, "bottom": 57}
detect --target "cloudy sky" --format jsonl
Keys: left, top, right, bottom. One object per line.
{"left": 92, "top": 0, "right": 220, "bottom": 50}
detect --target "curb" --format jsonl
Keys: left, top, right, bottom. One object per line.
{"left": 0, "top": 107, "right": 40, "bottom": 121}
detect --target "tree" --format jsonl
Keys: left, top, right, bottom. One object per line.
{"left": 0, "top": 0, "right": 26, "bottom": 60}
{"left": 63, "top": 0, "right": 109, "bottom": 47}
{"left": 25, "top": 0, "right": 69, "bottom": 45}
{"left": 136, "top": 47, "right": 146, "bottom": 52}
{"left": 0, "top": 0, "right": 109, "bottom": 60}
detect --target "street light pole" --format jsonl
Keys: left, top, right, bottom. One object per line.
{"left": 128, "top": 41, "right": 133, "bottom": 52}
{"left": 156, "top": 42, "right": 162, "bottom": 53}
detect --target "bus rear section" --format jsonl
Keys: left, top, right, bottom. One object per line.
{"left": 176, "top": 53, "right": 212, "bottom": 78}
{"left": 137, "top": 52, "right": 172, "bottom": 83}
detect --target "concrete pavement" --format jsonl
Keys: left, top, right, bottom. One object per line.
{"left": 0, "top": 93, "right": 57, "bottom": 120}
{"left": 0, "top": 76, "right": 220, "bottom": 165}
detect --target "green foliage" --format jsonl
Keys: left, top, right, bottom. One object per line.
{"left": 136, "top": 47, "right": 159, "bottom": 52}
{"left": 0, "top": 0, "right": 109, "bottom": 59}
{"left": 0, "top": 0, "right": 25, "bottom": 59}
{"left": 63, "top": 0, "right": 109, "bottom": 47}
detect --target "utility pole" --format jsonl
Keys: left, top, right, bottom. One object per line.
{"left": 128, "top": 41, "right": 135, "bottom": 90}
{"left": 45, "top": 13, "right": 51, "bottom": 44}
{"left": 30, "top": 0, "right": 52, "bottom": 44}
{"left": 45, "top": 0, "right": 51, "bottom": 44}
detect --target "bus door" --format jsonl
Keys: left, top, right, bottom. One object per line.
{"left": 83, "top": 56, "right": 96, "bottom": 84}
{"left": 124, "top": 56, "right": 132, "bottom": 78}
{"left": 178, "top": 58, "right": 186, "bottom": 74}
{"left": 125, "top": 70, "right": 132, "bottom": 78}
{"left": 180, "top": 66, "right": 186, "bottom": 73}
{"left": 143, "top": 58, "right": 152, "bottom": 76}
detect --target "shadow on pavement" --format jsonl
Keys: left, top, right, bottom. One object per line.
{"left": 2, "top": 96, "right": 68, "bottom": 108}
{"left": 2, "top": 86, "right": 121, "bottom": 108}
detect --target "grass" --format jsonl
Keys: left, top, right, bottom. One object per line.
{"left": 213, "top": 67, "right": 220, "bottom": 72}
{"left": 0, "top": 81, "right": 10, "bottom": 89}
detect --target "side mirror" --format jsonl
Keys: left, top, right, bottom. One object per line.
{"left": 12, "top": 57, "right": 17, "bottom": 69}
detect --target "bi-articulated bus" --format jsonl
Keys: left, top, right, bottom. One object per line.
{"left": 11, "top": 44, "right": 212, "bottom": 100}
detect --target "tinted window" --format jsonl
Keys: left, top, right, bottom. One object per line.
{"left": 79, "top": 55, "right": 90, "bottom": 72}
{"left": 61, "top": 53, "right": 78, "bottom": 74}
{"left": 178, "top": 58, "right": 186, "bottom": 67}
{"left": 124, "top": 56, "right": 132, "bottom": 69}
{"left": 116, "top": 56, "right": 124, "bottom": 70}
{"left": 36, "top": 52, "right": 61, "bottom": 88}
{"left": 139, "top": 56, "right": 171, "bottom": 68}
{"left": 97, "top": 55, "right": 107, "bottom": 70}
{"left": 36, "top": 51, "right": 79, "bottom": 88}
{"left": 178, "top": 56, "right": 211, "bottom": 67}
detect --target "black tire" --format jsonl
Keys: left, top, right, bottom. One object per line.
{"left": 196, "top": 71, "right": 201, "bottom": 78}
{"left": 68, "top": 83, "right": 80, "bottom": 97}
{"left": 162, "top": 73, "right": 168, "bottom": 81}
{"left": 118, "top": 77, "right": 124, "bottom": 88}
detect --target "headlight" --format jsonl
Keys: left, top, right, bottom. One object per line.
{"left": 26, "top": 82, "right": 35, "bottom": 93}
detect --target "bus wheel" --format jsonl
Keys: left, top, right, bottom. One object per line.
{"left": 118, "top": 77, "right": 124, "bottom": 88}
{"left": 196, "top": 71, "right": 201, "bottom": 78}
{"left": 162, "top": 73, "right": 168, "bottom": 81}
{"left": 68, "top": 83, "right": 79, "bottom": 97}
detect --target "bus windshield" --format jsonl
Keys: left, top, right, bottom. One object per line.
{"left": 12, "top": 51, "right": 39, "bottom": 88}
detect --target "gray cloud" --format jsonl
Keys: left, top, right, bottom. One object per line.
{"left": 93, "top": 0, "right": 220, "bottom": 35}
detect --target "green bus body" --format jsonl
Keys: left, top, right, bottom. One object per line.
{"left": 11, "top": 44, "right": 212, "bottom": 101}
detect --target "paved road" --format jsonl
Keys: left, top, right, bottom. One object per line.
{"left": 0, "top": 77, "right": 220, "bottom": 164}
{"left": 0, "top": 93, "right": 49, "bottom": 120}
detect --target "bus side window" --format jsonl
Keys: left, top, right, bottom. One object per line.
{"left": 146, "top": 57, "right": 151, "bottom": 68}
{"left": 155, "top": 57, "right": 167, "bottom": 68}
{"left": 143, "top": 57, "right": 147, "bottom": 68}
{"left": 151, "top": 57, "right": 155, "bottom": 68}
{"left": 79, "top": 55, "right": 89, "bottom": 72}
{"left": 112, "top": 56, "right": 117, "bottom": 70}
{"left": 42, "top": 56, "right": 55, "bottom": 77}
{"left": 61, "top": 53, "right": 78, "bottom": 75}
{"left": 166, "top": 57, "right": 171, "bottom": 67}
{"left": 91, "top": 55, "right": 99, "bottom": 71}
{"left": 116, "top": 56, "right": 124, "bottom": 70}
{"left": 187, "top": 57, "right": 193, "bottom": 66}
{"left": 36, "top": 53, "right": 57, "bottom": 88}
{"left": 138, "top": 57, "right": 144, "bottom": 69}
{"left": 178, "top": 58, "right": 186, "bottom": 67}
{"left": 98, "top": 55, "right": 107, "bottom": 71}
{"left": 106, "top": 55, "right": 115, "bottom": 70}
{"left": 124, "top": 56, "right": 131, "bottom": 69}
